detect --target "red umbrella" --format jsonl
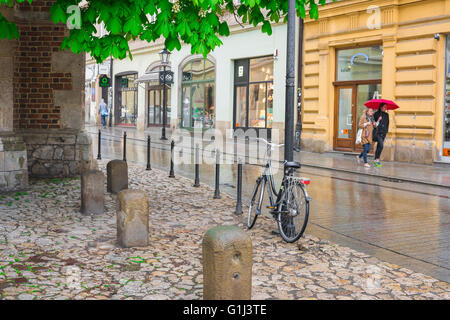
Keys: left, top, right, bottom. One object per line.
{"left": 364, "top": 99, "right": 399, "bottom": 110}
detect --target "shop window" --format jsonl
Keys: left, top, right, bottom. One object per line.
{"left": 337, "top": 46, "right": 383, "bottom": 81}
{"left": 145, "top": 64, "right": 171, "bottom": 127}
{"left": 181, "top": 58, "right": 215, "bottom": 129}
{"left": 234, "top": 56, "right": 274, "bottom": 129}
{"left": 117, "top": 73, "right": 138, "bottom": 126}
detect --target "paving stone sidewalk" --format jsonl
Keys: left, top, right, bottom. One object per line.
{"left": 0, "top": 160, "right": 448, "bottom": 300}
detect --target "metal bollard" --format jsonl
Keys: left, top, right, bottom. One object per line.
{"left": 213, "top": 150, "right": 221, "bottom": 199}
{"left": 169, "top": 140, "right": 175, "bottom": 178}
{"left": 146, "top": 135, "right": 152, "bottom": 171}
{"left": 235, "top": 161, "right": 243, "bottom": 215}
{"left": 193, "top": 143, "right": 200, "bottom": 187}
{"left": 202, "top": 225, "right": 252, "bottom": 300}
{"left": 123, "top": 131, "right": 127, "bottom": 162}
{"left": 97, "top": 129, "right": 102, "bottom": 160}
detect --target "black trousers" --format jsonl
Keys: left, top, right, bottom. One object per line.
{"left": 374, "top": 135, "right": 385, "bottom": 160}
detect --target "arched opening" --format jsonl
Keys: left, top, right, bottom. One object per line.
{"left": 137, "top": 63, "right": 172, "bottom": 128}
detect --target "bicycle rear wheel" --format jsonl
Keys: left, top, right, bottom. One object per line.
{"left": 277, "top": 182, "right": 309, "bottom": 243}
{"left": 247, "top": 177, "right": 264, "bottom": 229}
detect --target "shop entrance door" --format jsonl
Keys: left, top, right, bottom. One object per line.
{"left": 334, "top": 83, "right": 381, "bottom": 152}
{"left": 148, "top": 86, "right": 170, "bottom": 127}
{"left": 334, "top": 86, "right": 355, "bottom": 150}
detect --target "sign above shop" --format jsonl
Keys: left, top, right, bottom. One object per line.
{"left": 238, "top": 66, "right": 244, "bottom": 77}
{"left": 99, "top": 75, "right": 111, "bottom": 87}
{"left": 159, "top": 70, "right": 174, "bottom": 84}
{"left": 99, "top": 62, "right": 110, "bottom": 75}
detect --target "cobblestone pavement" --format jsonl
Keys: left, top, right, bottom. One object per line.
{"left": 0, "top": 161, "right": 449, "bottom": 300}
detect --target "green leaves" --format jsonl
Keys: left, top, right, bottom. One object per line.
{"left": 0, "top": 14, "right": 19, "bottom": 39}
{"left": 218, "top": 22, "right": 230, "bottom": 37}
{"left": 49, "top": 2, "right": 67, "bottom": 24}
{"left": 0, "top": 0, "right": 334, "bottom": 62}
{"left": 109, "top": 17, "right": 122, "bottom": 34}
{"left": 261, "top": 20, "right": 272, "bottom": 35}
{"left": 309, "top": 1, "right": 319, "bottom": 20}
{"left": 123, "top": 15, "right": 143, "bottom": 36}
{"left": 165, "top": 35, "right": 181, "bottom": 51}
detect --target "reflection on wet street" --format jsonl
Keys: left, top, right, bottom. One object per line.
{"left": 90, "top": 131, "right": 450, "bottom": 282}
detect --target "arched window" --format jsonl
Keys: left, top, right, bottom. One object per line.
{"left": 181, "top": 58, "right": 215, "bottom": 129}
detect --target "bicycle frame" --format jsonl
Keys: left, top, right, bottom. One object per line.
{"left": 260, "top": 157, "right": 297, "bottom": 213}
{"left": 248, "top": 137, "right": 311, "bottom": 242}
{"left": 266, "top": 162, "right": 310, "bottom": 209}
{"left": 259, "top": 163, "right": 278, "bottom": 210}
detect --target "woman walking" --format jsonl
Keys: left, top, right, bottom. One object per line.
{"left": 357, "top": 108, "right": 378, "bottom": 168}
{"left": 373, "top": 103, "right": 389, "bottom": 167}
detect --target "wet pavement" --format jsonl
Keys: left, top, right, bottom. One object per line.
{"left": 89, "top": 127, "right": 450, "bottom": 282}
{"left": 87, "top": 125, "right": 450, "bottom": 188}
{"left": 1, "top": 161, "right": 448, "bottom": 300}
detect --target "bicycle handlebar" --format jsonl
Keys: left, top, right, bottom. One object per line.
{"left": 254, "top": 137, "right": 284, "bottom": 148}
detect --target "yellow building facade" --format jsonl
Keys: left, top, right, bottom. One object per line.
{"left": 302, "top": 0, "right": 450, "bottom": 164}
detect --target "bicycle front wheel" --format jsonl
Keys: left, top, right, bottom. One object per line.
{"left": 248, "top": 177, "right": 264, "bottom": 229}
{"left": 277, "top": 182, "right": 309, "bottom": 243}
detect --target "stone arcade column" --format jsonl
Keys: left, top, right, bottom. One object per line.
{"left": 0, "top": 7, "right": 28, "bottom": 192}
{"left": 11, "top": 1, "right": 93, "bottom": 178}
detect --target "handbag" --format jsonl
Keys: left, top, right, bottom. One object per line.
{"left": 355, "top": 128, "right": 363, "bottom": 145}
{"left": 372, "top": 127, "right": 378, "bottom": 142}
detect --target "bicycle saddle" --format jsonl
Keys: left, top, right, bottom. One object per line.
{"left": 284, "top": 161, "right": 301, "bottom": 169}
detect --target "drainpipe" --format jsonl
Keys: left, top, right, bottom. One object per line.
{"left": 294, "top": 18, "right": 304, "bottom": 152}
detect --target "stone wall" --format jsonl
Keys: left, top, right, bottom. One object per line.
{"left": 20, "top": 130, "right": 92, "bottom": 178}
{"left": 0, "top": 134, "right": 28, "bottom": 191}
{"left": 0, "top": 1, "right": 92, "bottom": 187}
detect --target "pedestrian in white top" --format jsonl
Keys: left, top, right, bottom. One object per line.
{"left": 98, "top": 99, "right": 109, "bottom": 128}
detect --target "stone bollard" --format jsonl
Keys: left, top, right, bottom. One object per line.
{"left": 202, "top": 225, "right": 252, "bottom": 300}
{"left": 80, "top": 170, "right": 105, "bottom": 215}
{"left": 107, "top": 159, "right": 128, "bottom": 194}
{"left": 116, "top": 189, "right": 149, "bottom": 247}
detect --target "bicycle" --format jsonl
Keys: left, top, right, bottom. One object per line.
{"left": 247, "top": 138, "right": 311, "bottom": 243}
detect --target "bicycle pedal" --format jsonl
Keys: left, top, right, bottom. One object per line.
{"left": 266, "top": 205, "right": 275, "bottom": 209}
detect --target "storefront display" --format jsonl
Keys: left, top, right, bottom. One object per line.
{"left": 117, "top": 73, "right": 138, "bottom": 126}
{"left": 181, "top": 59, "right": 215, "bottom": 129}
{"left": 234, "top": 56, "right": 274, "bottom": 131}
{"left": 148, "top": 87, "right": 171, "bottom": 127}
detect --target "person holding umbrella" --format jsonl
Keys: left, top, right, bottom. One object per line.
{"left": 356, "top": 108, "right": 378, "bottom": 168}
{"left": 364, "top": 99, "right": 399, "bottom": 167}
{"left": 373, "top": 103, "right": 389, "bottom": 167}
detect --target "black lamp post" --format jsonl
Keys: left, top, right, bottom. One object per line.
{"left": 108, "top": 55, "right": 113, "bottom": 127}
{"left": 159, "top": 47, "right": 171, "bottom": 140}
{"left": 284, "top": 0, "right": 295, "bottom": 162}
